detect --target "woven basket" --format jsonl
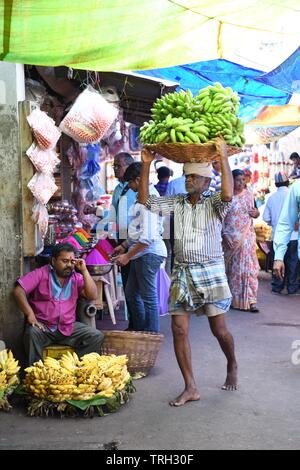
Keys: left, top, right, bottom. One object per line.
{"left": 144, "top": 142, "right": 241, "bottom": 163}
{"left": 100, "top": 330, "right": 164, "bottom": 375}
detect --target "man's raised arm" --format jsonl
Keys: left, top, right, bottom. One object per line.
{"left": 138, "top": 148, "right": 156, "bottom": 204}
{"left": 216, "top": 138, "right": 233, "bottom": 202}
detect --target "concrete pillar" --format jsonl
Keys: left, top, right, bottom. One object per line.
{"left": 0, "top": 63, "right": 25, "bottom": 363}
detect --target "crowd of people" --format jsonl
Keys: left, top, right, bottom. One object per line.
{"left": 13, "top": 146, "right": 300, "bottom": 406}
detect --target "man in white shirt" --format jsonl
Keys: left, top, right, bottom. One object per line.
{"left": 263, "top": 172, "right": 299, "bottom": 294}
{"left": 273, "top": 178, "right": 300, "bottom": 289}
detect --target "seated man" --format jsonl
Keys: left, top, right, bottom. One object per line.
{"left": 13, "top": 243, "right": 104, "bottom": 366}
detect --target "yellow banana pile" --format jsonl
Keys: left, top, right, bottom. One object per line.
{"left": 24, "top": 352, "right": 131, "bottom": 403}
{"left": 0, "top": 349, "right": 20, "bottom": 391}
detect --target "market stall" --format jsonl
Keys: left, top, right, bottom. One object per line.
{"left": 19, "top": 65, "right": 178, "bottom": 333}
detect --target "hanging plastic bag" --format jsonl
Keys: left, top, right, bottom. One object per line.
{"left": 79, "top": 174, "right": 105, "bottom": 202}
{"left": 32, "top": 202, "right": 49, "bottom": 239}
{"left": 27, "top": 108, "right": 61, "bottom": 150}
{"left": 27, "top": 173, "right": 58, "bottom": 205}
{"left": 59, "top": 86, "right": 118, "bottom": 143}
{"left": 26, "top": 143, "right": 60, "bottom": 175}
{"left": 79, "top": 143, "right": 101, "bottom": 179}
{"left": 156, "top": 267, "right": 171, "bottom": 315}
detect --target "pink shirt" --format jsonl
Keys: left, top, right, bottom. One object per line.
{"left": 17, "top": 265, "right": 84, "bottom": 336}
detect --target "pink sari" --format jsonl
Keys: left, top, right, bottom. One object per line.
{"left": 223, "top": 190, "right": 259, "bottom": 310}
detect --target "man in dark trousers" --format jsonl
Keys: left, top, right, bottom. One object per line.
{"left": 13, "top": 243, "right": 103, "bottom": 365}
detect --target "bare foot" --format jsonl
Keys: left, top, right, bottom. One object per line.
{"left": 169, "top": 388, "right": 201, "bottom": 407}
{"left": 222, "top": 365, "right": 238, "bottom": 391}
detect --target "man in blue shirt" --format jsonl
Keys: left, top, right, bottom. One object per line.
{"left": 273, "top": 179, "right": 300, "bottom": 288}
{"left": 110, "top": 152, "right": 136, "bottom": 240}
{"left": 166, "top": 174, "right": 186, "bottom": 196}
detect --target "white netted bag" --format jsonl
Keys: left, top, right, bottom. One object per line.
{"left": 32, "top": 202, "right": 49, "bottom": 240}
{"left": 27, "top": 173, "right": 58, "bottom": 205}
{"left": 26, "top": 143, "right": 60, "bottom": 175}
{"left": 59, "top": 86, "right": 118, "bottom": 143}
{"left": 27, "top": 108, "right": 61, "bottom": 150}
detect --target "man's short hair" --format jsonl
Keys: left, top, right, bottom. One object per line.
{"left": 52, "top": 243, "right": 77, "bottom": 259}
{"left": 275, "top": 181, "right": 289, "bottom": 188}
{"left": 123, "top": 162, "right": 142, "bottom": 182}
{"left": 114, "top": 152, "right": 134, "bottom": 165}
{"left": 157, "top": 166, "right": 171, "bottom": 179}
{"left": 290, "top": 152, "right": 300, "bottom": 161}
{"left": 232, "top": 169, "right": 245, "bottom": 179}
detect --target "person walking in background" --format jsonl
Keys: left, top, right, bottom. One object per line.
{"left": 113, "top": 162, "right": 166, "bottom": 332}
{"left": 165, "top": 173, "right": 186, "bottom": 196}
{"left": 138, "top": 139, "right": 238, "bottom": 407}
{"left": 223, "top": 169, "right": 260, "bottom": 313}
{"left": 273, "top": 179, "right": 300, "bottom": 288}
{"left": 289, "top": 152, "right": 300, "bottom": 180}
{"left": 263, "top": 172, "right": 299, "bottom": 295}
{"left": 155, "top": 166, "right": 172, "bottom": 196}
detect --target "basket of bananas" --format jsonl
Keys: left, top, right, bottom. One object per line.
{"left": 0, "top": 349, "right": 21, "bottom": 411}
{"left": 22, "top": 352, "right": 135, "bottom": 417}
{"left": 100, "top": 330, "right": 164, "bottom": 376}
{"left": 140, "top": 84, "right": 245, "bottom": 163}
{"left": 144, "top": 142, "right": 240, "bottom": 164}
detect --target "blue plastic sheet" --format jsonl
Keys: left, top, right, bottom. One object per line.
{"left": 135, "top": 59, "right": 290, "bottom": 122}
{"left": 255, "top": 47, "right": 300, "bottom": 94}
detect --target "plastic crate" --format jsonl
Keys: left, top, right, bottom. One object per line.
{"left": 43, "top": 345, "right": 75, "bottom": 361}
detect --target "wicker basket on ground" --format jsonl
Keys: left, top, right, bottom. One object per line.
{"left": 100, "top": 330, "right": 164, "bottom": 376}
{"left": 144, "top": 142, "right": 241, "bottom": 163}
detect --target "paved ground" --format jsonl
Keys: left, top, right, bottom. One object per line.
{"left": 1, "top": 275, "right": 300, "bottom": 450}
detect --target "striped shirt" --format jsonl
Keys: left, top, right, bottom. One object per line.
{"left": 145, "top": 192, "right": 231, "bottom": 263}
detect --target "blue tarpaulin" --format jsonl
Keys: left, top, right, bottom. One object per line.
{"left": 135, "top": 59, "right": 291, "bottom": 122}
{"left": 255, "top": 47, "right": 300, "bottom": 95}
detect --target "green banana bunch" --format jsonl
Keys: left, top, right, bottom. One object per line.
{"left": 140, "top": 83, "right": 246, "bottom": 147}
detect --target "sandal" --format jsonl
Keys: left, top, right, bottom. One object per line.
{"left": 249, "top": 304, "right": 259, "bottom": 313}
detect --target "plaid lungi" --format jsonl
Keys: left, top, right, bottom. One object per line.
{"left": 169, "top": 258, "right": 232, "bottom": 312}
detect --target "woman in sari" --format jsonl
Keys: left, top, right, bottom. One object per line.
{"left": 223, "top": 169, "right": 260, "bottom": 313}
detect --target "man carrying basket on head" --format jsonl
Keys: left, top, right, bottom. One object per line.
{"left": 138, "top": 138, "right": 238, "bottom": 406}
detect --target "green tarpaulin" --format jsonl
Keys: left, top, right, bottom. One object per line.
{"left": 1, "top": 1, "right": 299, "bottom": 71}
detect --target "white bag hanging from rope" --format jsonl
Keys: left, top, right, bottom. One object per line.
{"left": 26, "top": 143, "right": 60, "bottom": 175}
{"left": 27, "top": 108, "right": 61, "bottom": 150}
{"left": 31, "top": 202, "right": 49, "bottom": 240}
{"left": 27, "top": 173, "right": 58, "bottom": 205}
{"left": 59, "top": 86, "right": 118, "bottom": 143}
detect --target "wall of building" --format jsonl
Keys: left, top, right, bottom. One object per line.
{"left": 0, "top": 63, "right": 25, "bottom": 363}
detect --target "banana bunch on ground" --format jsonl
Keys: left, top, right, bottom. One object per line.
{"left": 23, "top": 352, "right": 131, "bottom": 403}
{"left": 140, "top": 83, "right": 245, "bottom": 147}
{"left": 24, "top": 357, "right": 77, "bottom": 402}
{"left": 0, "top": 349, "right": 20, "bottom": 411}
{"left": 0, "top": 349, "right": 20, "bottom": 390}
{"left": 75, "top": 353, "right": 130, "bottom": 399}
